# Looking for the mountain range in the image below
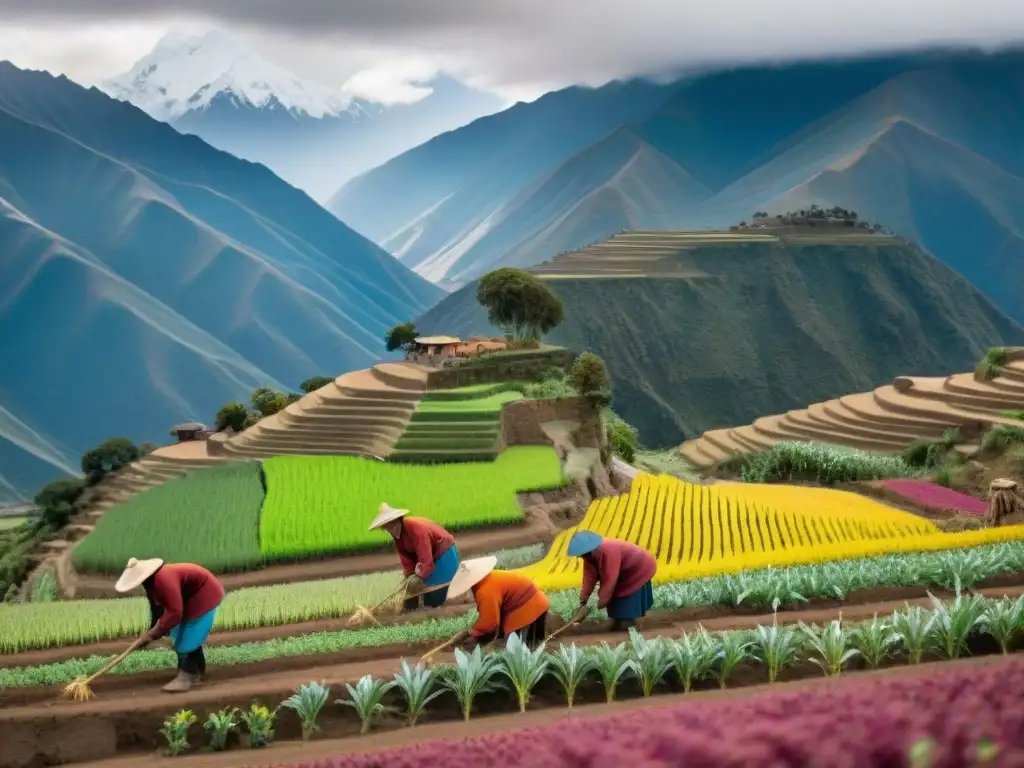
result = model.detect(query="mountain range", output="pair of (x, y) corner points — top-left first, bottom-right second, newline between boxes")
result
(0, 61), (442, 503)
(329, 49), (1024, 324)
(102, 31), (505, 202)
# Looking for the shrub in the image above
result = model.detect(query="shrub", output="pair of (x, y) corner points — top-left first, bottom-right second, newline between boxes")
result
(299, 376), (333, 394)
(732, 442), (915, 484)
(981, 425), (1024, 454)
(976, 347), (1009, 380)
(215, 402), (251, 432)
(34, 477), (86, 529)
(605, 409), (638, 463)
(569, 352), (612, 407)
(80, 437), (141, 485)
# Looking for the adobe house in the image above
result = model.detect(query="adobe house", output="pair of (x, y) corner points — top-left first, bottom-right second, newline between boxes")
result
(455, 337), (509, 356)
(169, 422), (211, 443)
(411, 335), (463, 358)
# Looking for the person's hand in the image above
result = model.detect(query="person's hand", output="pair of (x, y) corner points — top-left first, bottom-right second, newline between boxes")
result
(462, 635), (479, 652)
(406, 574), (426, 594)
(135, 634), (153, 650)
(573, 603), (591, 623)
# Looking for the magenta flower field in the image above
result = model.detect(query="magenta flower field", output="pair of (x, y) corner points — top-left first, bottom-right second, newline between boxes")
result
(880, 479), (987, 516)
(304, 659), (1024, 768)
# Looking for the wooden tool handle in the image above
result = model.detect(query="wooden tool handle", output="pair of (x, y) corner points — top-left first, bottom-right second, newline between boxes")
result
(419, 630), (468, 662)
(85, 636), (148, 684)
(543, 618), (582, 644)
(368, 576), (413, 611)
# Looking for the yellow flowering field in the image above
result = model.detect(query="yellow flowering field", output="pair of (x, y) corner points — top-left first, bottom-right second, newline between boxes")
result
(517, 473), (1024, 590)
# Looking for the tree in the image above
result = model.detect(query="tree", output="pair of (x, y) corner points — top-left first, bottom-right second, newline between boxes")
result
(385, 321), (418, 353)
(81, 437), (141, 485)
(34, 477), (87, 529)
(605, 410), (638, 463)
(251, 387), (288, 417)
(476, 268), (564, 341)
(215, 402), (250, 433)
(300, 376), (333, 394)
(569, 352), (612, 408)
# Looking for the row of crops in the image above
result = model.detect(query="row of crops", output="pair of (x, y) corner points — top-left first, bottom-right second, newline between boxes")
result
(7, 539), (1024, 654)
(518, 474), (1024, 590)
(3, 592), (1023, 694)
(71, 447), (566, 575)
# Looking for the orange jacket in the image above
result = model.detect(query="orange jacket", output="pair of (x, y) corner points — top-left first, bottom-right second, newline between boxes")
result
(469, 570), (549, 637)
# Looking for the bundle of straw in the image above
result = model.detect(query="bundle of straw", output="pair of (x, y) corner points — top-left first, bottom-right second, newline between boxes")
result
(61, 636), (148, 701)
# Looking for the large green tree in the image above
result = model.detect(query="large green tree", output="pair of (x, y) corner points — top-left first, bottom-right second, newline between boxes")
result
(385, 321), (418, 352)
(80, 437), (141, 485)
(569, 352), (612, 407)
(476, 268), (564, 341)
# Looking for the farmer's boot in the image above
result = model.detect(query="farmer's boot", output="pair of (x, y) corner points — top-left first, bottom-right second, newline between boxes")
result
(162, 669), (197, 693)
(163, 650), (201, 692)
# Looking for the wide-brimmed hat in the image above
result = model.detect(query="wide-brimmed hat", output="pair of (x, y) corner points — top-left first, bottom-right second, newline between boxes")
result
(567, 530), (602, 557)
(115, 557), (164, 593)
(368, 503), (409, 531)
(445, 556), (497, 600)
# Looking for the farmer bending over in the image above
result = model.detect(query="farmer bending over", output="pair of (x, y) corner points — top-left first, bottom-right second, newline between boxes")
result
(115, 558), (224, 693)
(445, 556), (550, 650)
(567, 532), (656, 631)
(370, 503), (460, 611)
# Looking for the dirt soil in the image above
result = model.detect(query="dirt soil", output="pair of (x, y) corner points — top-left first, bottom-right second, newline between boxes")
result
(4, 585), (1024, 768)
(4, 626), (1019, 768)
(67, 654), (1024, 768)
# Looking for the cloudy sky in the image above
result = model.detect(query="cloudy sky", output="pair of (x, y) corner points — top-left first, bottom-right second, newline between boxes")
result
(2, 0), (1024, 104)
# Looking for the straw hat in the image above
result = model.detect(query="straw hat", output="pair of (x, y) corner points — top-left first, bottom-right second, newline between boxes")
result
(445, 556), (497, 600)
(567, 530), (602, 557)
(368, 503), (409, 531)
(115, 557), (164, 593)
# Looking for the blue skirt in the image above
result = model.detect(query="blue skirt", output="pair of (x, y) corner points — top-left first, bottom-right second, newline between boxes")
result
(606, 580), (654, 621)
(168, 607), (218, 653)
(423, 546), (460, 607)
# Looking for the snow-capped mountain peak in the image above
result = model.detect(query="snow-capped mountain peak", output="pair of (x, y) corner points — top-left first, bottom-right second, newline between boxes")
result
(102, 30), (354, 121)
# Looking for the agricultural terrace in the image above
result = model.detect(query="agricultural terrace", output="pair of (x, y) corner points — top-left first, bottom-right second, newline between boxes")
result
(390, 383), (523, 463)
(0, 516), (27, 531)
(518, 474), (1024, 590)
(72, 446), (565, 574)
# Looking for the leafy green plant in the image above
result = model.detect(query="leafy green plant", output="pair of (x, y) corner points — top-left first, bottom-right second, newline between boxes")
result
(850, 615), (899, 668)
(732, 441), (916, 484)
(627, 628), (674, 696)
(338, 675), (394, 734)
(440, 646), (505, 721)
(548, 643), (593, 709)
(800, 619), (859, 676)
(752, 620), (800, 683)
(28, 572), (57, 603)
(203, 708), (238, 751)
(160, 709), (197, 756)
(498, 632), (549, 712)
(591, 641), (633, 703)
(282, 681), (331, 740)
(981, 425), (1024, 454)
(976, 347), (1008, 380)
(927, 591), (986, 659)
(711, 631), (752, 689)
(392, 660), (444, 726)
(239, 703), (277, 748)
(892, 606), (934, 665)
(979, 595), (1024, 654)
(670, 630), (717, 692)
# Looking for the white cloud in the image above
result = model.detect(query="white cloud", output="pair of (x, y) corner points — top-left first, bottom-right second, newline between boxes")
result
(1, 0), (1024, 102)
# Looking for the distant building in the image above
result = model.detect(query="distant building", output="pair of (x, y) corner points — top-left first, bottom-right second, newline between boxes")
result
(408, 335), (508, 365)
(410, 335), (463, 358)
(169, 422), (211, 443)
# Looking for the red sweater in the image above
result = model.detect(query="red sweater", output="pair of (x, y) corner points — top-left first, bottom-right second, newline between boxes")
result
(394, 517), (455, 579)
(580, 538), (657, 609)
(146, 563), (225, 638)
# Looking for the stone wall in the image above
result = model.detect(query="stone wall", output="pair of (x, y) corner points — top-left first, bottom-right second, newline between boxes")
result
(425, 347), (574, 390)
(501, 397), (603, 449)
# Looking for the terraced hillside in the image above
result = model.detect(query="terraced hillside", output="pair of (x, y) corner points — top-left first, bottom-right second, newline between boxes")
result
(390, 384), (523, 463)
(680, 353), (1024, 468)
(418, 229), (1024, 447)
(220, 363), (429, 460)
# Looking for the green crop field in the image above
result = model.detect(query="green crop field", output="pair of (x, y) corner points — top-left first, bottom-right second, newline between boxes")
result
(260, 446), (565, 559)
(416, 389), (522, 413)
(0, 517), (27, 531)
(72, 462), (265, 575)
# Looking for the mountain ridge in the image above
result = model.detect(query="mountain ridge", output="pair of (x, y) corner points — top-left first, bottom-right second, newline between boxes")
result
(330, 49), (1024, 321)
(0, 61), (441, 502)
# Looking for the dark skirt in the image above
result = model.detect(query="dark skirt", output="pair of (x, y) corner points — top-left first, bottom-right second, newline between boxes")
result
(606, 580), (654, 621)
(495, 611), (548, 649)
